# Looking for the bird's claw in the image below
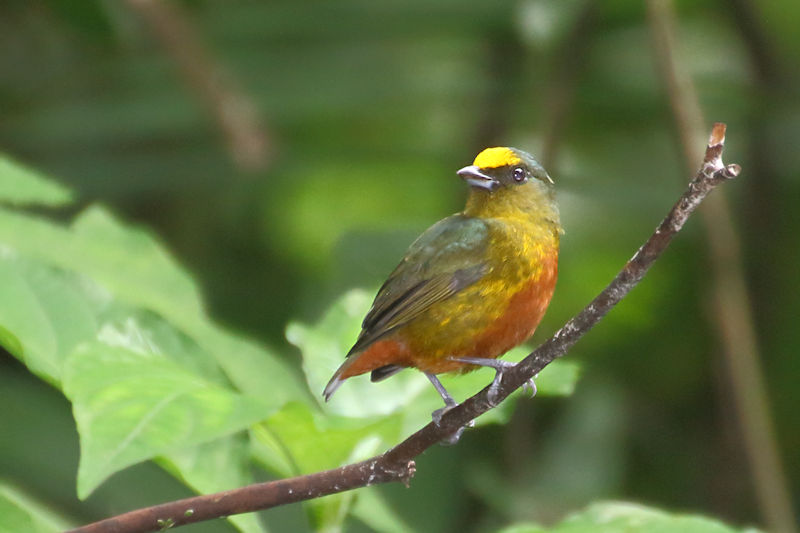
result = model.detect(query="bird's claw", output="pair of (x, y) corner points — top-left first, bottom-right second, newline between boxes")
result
(432, 399), (474, 430)
(487, 376), (503, 407)
(450, 356), (538, 404)
(522, 375), (538, 398)
(431, 401), (456, 426)
(441, 425), (467, 445)
(431, 400), (474, 445)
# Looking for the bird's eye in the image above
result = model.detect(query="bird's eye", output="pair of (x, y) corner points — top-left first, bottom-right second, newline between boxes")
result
(512, 167), (526, 183)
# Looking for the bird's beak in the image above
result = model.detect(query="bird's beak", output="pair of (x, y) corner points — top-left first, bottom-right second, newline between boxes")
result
(457, 165), (498, 191)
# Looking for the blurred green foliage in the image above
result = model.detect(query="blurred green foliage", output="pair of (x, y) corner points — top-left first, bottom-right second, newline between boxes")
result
(496, 501), (762, 533)
(0, 0), (798, 532)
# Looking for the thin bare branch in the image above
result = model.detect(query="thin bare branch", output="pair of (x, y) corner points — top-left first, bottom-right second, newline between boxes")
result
(124, 0), (272, 172)
(68, 124), (740, 533)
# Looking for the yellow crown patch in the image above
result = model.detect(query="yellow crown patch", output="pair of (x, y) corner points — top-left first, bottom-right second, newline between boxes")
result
(472, 147), (521, 169)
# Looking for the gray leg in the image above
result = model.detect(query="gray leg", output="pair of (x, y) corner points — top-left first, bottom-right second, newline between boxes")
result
(450, 356), (537, 406)
(425, 373), (471, 445)
(426, 372), (456, 414)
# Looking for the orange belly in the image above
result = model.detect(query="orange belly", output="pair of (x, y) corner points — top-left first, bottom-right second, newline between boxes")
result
(340, 253), (558, 378)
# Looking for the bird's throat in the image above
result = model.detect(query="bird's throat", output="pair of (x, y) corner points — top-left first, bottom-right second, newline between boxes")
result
(464, 183), (561, 231)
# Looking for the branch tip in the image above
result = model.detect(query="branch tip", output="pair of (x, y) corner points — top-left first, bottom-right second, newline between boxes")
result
(710, 122), (726, 146)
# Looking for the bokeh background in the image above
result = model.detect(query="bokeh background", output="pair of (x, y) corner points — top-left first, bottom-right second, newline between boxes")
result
(1, 0), (798, 531)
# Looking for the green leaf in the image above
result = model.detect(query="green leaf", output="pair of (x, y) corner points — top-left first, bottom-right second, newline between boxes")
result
(192, 324), (305, 410)
(497, 525), (547, 533)
(0, 204), (304, 406)
(251, 402), (399, 533)
(0, 250), (226, 389)
(67, 205), (205, 316)
(0, 255), (97, 385)
(160, 435), (268, 533)
(351, 489), (414, 533)
(69, 207), (305, 405)
(63, 340), (272, 498)
(498, 501), (762, 533)
(251, 402), (396, 476)
(291, 289), (428, 419)
(0, 324), (23, 360)
(0, 154), (72, 207)
(0, 205), (203, 328)
(0, 483), (71, 533)
(0, 197), (303, 501)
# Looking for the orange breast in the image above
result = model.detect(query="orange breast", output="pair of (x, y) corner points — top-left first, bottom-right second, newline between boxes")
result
(462, 253), (558, 363)
(410, 251), (558, 373)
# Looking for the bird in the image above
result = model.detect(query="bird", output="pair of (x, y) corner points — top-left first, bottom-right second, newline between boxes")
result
(323, 147), (561, 428)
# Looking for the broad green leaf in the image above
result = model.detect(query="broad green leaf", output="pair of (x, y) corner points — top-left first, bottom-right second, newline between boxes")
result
(66, 205), (204, 317)
(0, 198), (302, 503)
(0, 205), (202, 328)
(0, 154), (72, 207)
(94, 306), (230, 387)
(293, 288), (580, 426)
(191, 324), (305, 410)
(0, 255), (97, 385)
(497, 524), (547, 533)
(0, 205), (304, 406)
(251, 403), (399, 533)
(69, 207), (304, 405)
(309, 434), (384, 533)
(0, 251), (225, 388)
(0, 483), (71, 533)
(498, 501), (762, 533)
(351, 489), (414, 533)
(0, 324), (23, 359)
(291, 289), (428, 418)
(251, 402), (396, 476)
(160, 435), (268, 533)
(63, 340), (272, 498)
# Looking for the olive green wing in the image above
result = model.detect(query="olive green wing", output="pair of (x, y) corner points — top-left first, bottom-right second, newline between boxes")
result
(349, 214), (490, 355)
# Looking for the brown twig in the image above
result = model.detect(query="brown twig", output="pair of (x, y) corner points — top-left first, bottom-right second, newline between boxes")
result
(646, 2), (796, 531)
(124, 0), (271, 172)
(68, 124), (739, 533)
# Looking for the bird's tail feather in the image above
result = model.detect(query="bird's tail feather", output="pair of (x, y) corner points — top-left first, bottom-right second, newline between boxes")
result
(323, 340), (407, 400)
(322, 357), (355, 401)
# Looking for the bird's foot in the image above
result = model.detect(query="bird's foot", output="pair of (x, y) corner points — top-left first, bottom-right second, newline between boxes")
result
(522, 374), (538, 398)
(431, 400), (474, 445)
(450, 357), (536, 406)
(426, 373), (474, 444)
(431, 399), (457, 426)
(435, 412), (470, 445)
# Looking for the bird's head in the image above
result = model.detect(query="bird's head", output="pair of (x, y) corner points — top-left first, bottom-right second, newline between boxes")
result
(459, 147), (558, 223)
(457, 147), (553, 192)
